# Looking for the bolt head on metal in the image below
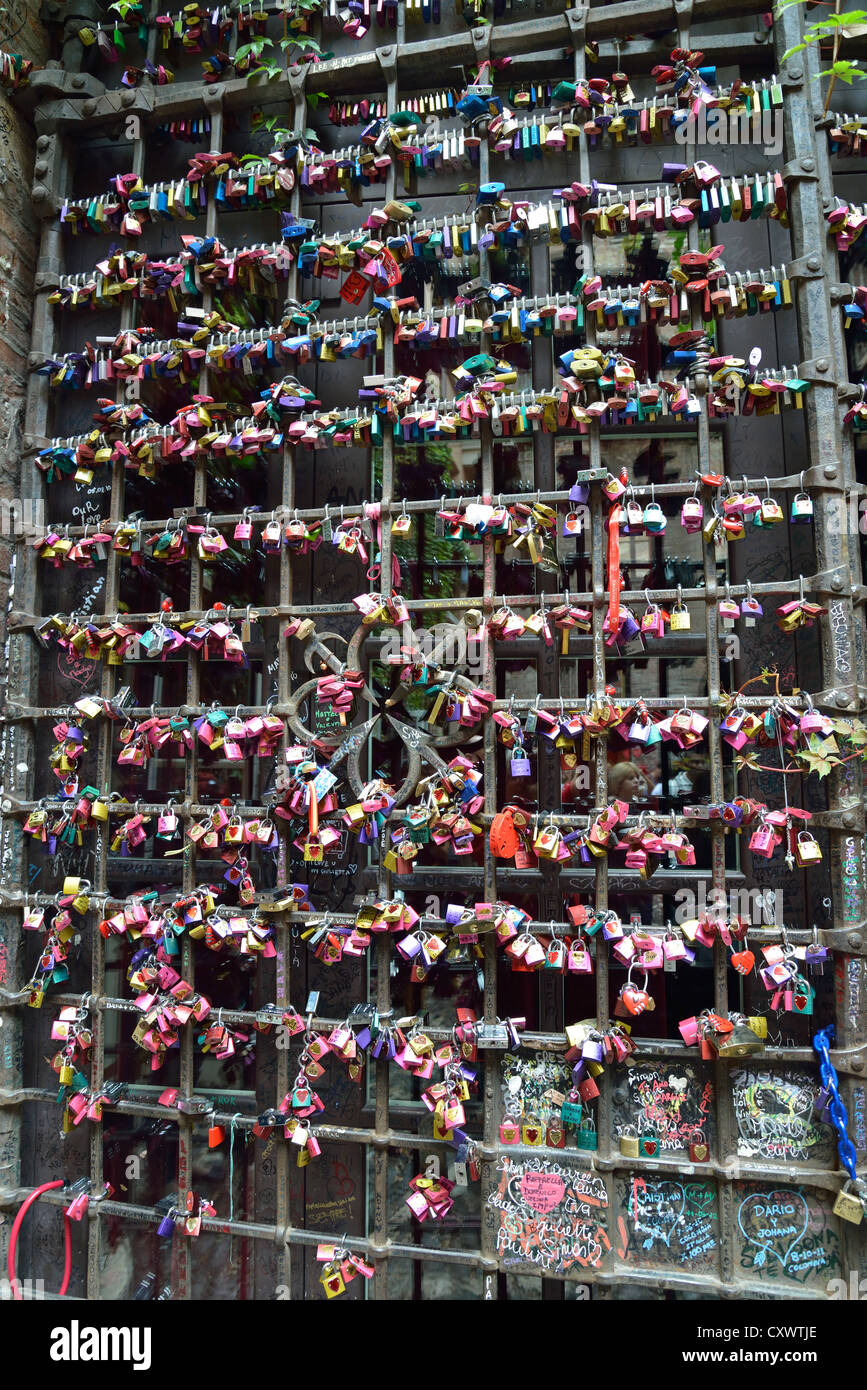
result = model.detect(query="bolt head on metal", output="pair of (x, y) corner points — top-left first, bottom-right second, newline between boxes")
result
(801, 156), (814, 171)
(831, 576), (843, 590)
(824, 465), (838, 479)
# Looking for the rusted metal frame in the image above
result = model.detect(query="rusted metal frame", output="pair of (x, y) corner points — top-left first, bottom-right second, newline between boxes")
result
(777, 0), (867, 1225)
(33, 0), (773, 130)
(569, 10), (614, 1212)
(270, 63), (307, 1306)
(1, 126), (76, 1294)
(3, 1008), (861, 1073)
(676, 0), (736, 1291)
(24, 468), (839, 541)
(780, 8), (867, 1285)
(3, 904), (845, 950)
(1, 685), (819, 724)
(365, 44), (400, 1303)
(167, 92), (225, 1303)
(0, 1175), (843, 1296)
(11, 575), (818, 631)
(473, 75), (503, 1294)
(82, 86), (150, 1306)
(530, 221), (566, 1067)
(0, 1091), (856, 1183)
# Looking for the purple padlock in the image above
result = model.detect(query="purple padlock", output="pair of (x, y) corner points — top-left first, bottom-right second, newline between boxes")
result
(813, 1084), (833, 1122)
(157, 1211), (177, 1238)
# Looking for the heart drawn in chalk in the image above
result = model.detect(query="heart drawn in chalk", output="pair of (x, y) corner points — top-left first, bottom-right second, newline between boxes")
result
(520, 1171), (565, 1214)
(737, 1188), (809, 1270)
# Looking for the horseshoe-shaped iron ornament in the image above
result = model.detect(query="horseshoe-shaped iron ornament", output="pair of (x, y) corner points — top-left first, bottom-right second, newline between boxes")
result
(282, 620), (482, 803)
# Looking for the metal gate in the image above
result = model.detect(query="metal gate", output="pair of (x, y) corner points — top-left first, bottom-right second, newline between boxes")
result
(1, 0), (866, 1300)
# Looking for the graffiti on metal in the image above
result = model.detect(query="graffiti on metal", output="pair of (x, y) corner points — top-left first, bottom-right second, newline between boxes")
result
(491, 1154), (609, 1276)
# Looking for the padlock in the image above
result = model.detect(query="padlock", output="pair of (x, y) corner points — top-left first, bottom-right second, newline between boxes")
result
(575, 1115), (597, 1151)
(795, 830), (822, 866)
(546, 1123), (566, 1149)
(499, 1116), (520, 1144)
(833, 1180), (864, 1225)
(619, 1125), (639, 1157)
(689, 1130), (709, 1162)
(560, 1095), (583, 1126)
(321, 1262), (346, 1298)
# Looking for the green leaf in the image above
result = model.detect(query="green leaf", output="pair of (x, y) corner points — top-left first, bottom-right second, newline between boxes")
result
(781, 43), (808, 58)
(823, 10), (867, 24)
(818, 60), (863, 84)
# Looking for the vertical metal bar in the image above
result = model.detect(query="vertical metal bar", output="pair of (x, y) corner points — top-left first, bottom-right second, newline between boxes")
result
(676, 0), (737, 1292)
(775, 4), (867, 1290)
(775, 10), (866, 1032)
(476, 97), (501, 1301)
(368, 43), (399, 1303)
(273, 66), (307, 1306)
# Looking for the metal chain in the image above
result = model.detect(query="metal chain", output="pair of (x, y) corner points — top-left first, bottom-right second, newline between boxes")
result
(813, 1025), (859, 1181)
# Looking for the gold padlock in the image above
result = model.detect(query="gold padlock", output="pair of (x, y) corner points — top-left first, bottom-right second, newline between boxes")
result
(833, 1180), (864, 1226)
(619, 1125), (639, 1158)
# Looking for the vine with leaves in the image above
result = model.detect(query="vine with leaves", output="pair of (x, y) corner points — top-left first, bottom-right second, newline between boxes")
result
(720, 665), (867, 780)
(776, 0), (867, 116)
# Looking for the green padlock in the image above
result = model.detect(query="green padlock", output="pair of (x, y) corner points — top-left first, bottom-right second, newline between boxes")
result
(576, 1114), (597, 1151)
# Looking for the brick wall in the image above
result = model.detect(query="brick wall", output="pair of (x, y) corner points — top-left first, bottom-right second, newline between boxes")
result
(0, 3), (48, 618)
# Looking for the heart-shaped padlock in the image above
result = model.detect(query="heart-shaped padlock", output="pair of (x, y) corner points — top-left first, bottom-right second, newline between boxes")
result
(730, 949), (755, 976)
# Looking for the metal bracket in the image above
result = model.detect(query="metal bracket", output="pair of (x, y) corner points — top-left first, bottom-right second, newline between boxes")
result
(782, 157), (821, 184)
(797, 358), (838, 386)
(375, 44), (398, 82)
(817, 925), (867, 955)
(286, 62), (309, 105)
(812, 683), (866, 712)
(103, 87), (155, 118)
(786, 254), (826, 280)
(810, 565), (853, 598)
(564, 6), (588, 46)
(469, 24), (491, 63)
(809, 803), (866, 834)
(828, 282), (854, 305)
(799, 464), (849, 491)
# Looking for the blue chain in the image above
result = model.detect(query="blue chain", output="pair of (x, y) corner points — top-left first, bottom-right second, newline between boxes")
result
(813, 1025), (859, 1182)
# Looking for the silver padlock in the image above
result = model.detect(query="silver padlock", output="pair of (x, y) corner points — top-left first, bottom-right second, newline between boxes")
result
(474, 1022), (509, 1049)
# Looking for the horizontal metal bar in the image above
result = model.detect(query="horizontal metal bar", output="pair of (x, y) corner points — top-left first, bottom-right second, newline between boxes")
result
(31, 465), (832, 540)
(7, 576), (814, 632)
